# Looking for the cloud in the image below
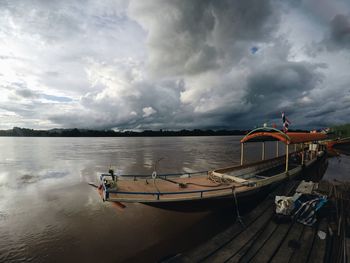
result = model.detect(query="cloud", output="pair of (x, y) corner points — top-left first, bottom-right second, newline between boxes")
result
(322, 14), (350, 50)
(48, 59), (186, 129)
(15, 88), (39, 99)
(0, 0), (349, 130)
(128, 0), (278, 77)
(245, 62), (323, 105)
(142, 107), (157, 117)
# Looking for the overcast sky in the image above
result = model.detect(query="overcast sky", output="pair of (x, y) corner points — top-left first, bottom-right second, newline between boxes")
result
(0, 0), (349, 130)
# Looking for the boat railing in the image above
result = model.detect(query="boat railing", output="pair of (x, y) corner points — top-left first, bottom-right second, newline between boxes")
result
(101, 170), (209, 181)
(101, 184), (238, 201)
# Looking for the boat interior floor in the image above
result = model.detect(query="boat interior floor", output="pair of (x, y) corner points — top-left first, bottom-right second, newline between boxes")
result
(257, 163), (299, 178)
(224, 161), (300, 181)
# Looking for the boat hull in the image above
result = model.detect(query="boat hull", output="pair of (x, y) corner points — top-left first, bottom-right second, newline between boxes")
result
(141, 153), (327, 212)
(99, 146), (327, 212)
(141, 182), (275, 212)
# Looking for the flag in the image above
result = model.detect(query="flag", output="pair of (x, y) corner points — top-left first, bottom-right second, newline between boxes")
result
(282, 112), (291, 133)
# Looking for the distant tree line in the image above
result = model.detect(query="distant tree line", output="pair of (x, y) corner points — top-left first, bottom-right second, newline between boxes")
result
(0, 127), (248, 137)
(330, 123), (350, 139)
(0, 126), (316, 137)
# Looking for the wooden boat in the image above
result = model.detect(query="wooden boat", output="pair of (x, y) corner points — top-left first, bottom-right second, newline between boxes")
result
(99, 127), (327, 211)
(325, 137), (350, 156)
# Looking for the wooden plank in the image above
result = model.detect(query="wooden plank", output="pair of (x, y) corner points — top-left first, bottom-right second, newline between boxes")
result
(227, 219), (279, 263)
(182, 200), (272, 262)
(199, 182), (299, 263)
(201, 206), (274, 263)
(308, 218), (328, 263)
(289, 224), (316, 263)
(176, 181), (299, 263)
(346, 238), (350, 263)
(269, 221), (304, 263)
(248, 220), (293, 263)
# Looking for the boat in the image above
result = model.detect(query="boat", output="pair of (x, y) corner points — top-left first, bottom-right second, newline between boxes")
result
(99, 127), (327, 211)
(325, 137), (350, 156)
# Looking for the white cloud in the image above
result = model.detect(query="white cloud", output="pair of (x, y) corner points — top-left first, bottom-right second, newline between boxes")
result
(142, 107), (157, 117)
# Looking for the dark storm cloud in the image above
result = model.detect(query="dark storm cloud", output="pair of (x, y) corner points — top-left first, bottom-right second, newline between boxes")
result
(244, 61), (323, 119)
(246, 63), (319, 103)
(305, 107), (337, 118)
(129, 0), (278, 77)
(1, 0), (350, 130)
(322, 14), (350, 50)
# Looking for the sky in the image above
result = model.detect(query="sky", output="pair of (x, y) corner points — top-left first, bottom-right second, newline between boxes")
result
(0, 0), (350, 131)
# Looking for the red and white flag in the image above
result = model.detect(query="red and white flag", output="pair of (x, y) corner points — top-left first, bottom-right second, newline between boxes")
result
(281, 112), (291, 133)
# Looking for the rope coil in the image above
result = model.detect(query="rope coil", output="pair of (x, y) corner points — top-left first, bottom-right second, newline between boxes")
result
(208, 172), (238, 185)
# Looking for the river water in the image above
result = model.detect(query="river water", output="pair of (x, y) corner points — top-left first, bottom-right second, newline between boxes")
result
(0, 136), (348, 262)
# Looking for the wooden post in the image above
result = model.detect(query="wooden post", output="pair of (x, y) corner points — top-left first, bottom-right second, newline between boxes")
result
(240, 143), (244, 166)
(285, 144), (289, 173)
(262, 142), (265, 160)
(310, 144), (313, 160)
(276, 141), (279, 157)
(301, 143), (304, 165)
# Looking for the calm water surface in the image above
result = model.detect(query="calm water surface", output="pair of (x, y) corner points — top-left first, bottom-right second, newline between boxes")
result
(0, 136), (248, 263)
(0, 136), (348, 262)
(323, 147), (350, 181)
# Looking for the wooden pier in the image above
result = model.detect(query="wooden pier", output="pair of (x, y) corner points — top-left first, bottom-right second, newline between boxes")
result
(167, 180), (349, 263)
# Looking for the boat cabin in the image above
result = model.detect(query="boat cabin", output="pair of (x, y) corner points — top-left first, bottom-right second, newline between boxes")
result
(240, 127), (327, 171)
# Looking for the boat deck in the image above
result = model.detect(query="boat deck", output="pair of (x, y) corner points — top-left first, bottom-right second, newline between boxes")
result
(103, 157), (305, 203)
(107, 176), (249, 202)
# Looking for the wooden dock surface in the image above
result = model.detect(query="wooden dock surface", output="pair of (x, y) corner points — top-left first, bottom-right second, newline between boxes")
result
(168, 180), (349, 263)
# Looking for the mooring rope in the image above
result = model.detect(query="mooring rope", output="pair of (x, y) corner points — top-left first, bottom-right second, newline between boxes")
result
(232, 187), (245, 228)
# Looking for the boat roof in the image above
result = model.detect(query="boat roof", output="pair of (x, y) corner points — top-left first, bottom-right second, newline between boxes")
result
(241, 127), (327, 144)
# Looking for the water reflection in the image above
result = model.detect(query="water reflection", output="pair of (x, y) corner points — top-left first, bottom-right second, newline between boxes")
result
(1, 137), (344, 262)
(323, 152), (350, 181)
(0, 136), (243, 263)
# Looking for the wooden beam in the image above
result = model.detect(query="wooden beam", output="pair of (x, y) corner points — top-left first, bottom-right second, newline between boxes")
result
(301, 143), (304, 165)
(262, 142), (265, 160)
(240, 143), (244, 166)
(285, 144), (289, 172)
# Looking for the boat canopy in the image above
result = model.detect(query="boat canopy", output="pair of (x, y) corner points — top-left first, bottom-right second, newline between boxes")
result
(241, 129), (327, 144)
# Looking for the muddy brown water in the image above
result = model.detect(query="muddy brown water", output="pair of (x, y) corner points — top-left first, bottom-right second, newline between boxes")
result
(323, 145), (350, 181)
(0, 137), (347, 262)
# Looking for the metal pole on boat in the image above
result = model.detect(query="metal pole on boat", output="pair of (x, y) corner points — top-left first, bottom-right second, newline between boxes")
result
(294, 144), (297, 153)
(240, 143), (244, 166)
(285, 144), (289, 173)
(276, 141), (279, 157)
(262, 142), (265, 160)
